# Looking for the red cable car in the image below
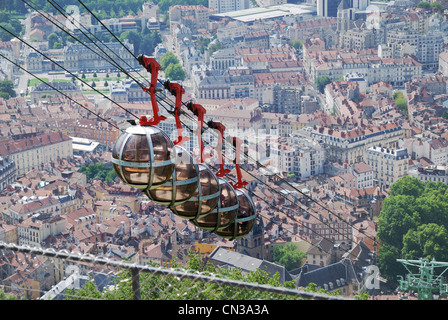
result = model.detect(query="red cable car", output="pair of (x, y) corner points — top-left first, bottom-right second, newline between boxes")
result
(112, 124), (176, 190)
(214, 189), (257, 240)
(145, 146), (199, 206)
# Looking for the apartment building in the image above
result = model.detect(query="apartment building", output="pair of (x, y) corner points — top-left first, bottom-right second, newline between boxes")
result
(400, 136), (448, 166)
(288, 17), (337, 42)
(0, 223), (17, 244)
(209, 48), (239, 70)
(324, 80), (360, 115)
(193, 73), (255, 99)
(0, 156), (16, 191)
(270, 135), (325, 179)
(271, 86), (302, 115)
(365, 146), (409, 189)
(169, 5), (211, 34)
(408, 165), (448, 184)
(29, 81), (82, 104)
(378, 28), (418, 59)
(416, 32), (444, 70)
(438, 51), (448, 77)
(387, 28), (419, 50)
(308, 122), (403, 164)
(305, 46), (422, 86)
(110, 79), (151, 103)
(351, 162), (374, 189)
(368, 57), (422, 87)
(400, 10), (429, 35)
(302, 210), (353, 245)
(339, 29), (376, 51)
(93, 201), (130, 224)
(253, 71), (305, 106)
(0, 131), (73, 177)
(8, 197), (61, 226)
(405, 75), (447, 96)
(18, 212), (66, 247)
(317, 0), (342, 17)
(216, 20), (247, 41)
(209, 0), (250, 13)
(63, 41), (136, 72)
(244, 31), (270, 50)
(72, 119), (119, 150)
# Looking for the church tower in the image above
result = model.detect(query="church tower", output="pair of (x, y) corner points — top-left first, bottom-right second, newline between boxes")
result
(235, 215), (265, 260)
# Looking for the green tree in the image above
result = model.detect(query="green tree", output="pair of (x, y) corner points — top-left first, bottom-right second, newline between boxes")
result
(208, 41), (224, 56)
(289, 40), (303, 51)
(119, 30), (142, 55)
(389, 175), (424, 198)
(377, 244), (404, 285)
(140, 31), (162, 55)
(197, 37), (211, 54)
(393, 91), (408, 116)
(0, 80), (16, 99)
(0, 11), (23, 41)
(272, 243), (306, 270)
(442, 110), (448, 119)
(48, 33), (59, 49)
(160, 51), (179, 70)
(0, 289), (20, 300)
(377, 177), (448, 284)
(0, 0), (27, 14)
(377, 194), (420, 249)
(402, 223), (448, 261)
(315, 76), (332, 93)
(430, 2), (442, 10)
(164, 63), (186, 81)
(417, 1), (431, 9)
(79, 162), (116, 182)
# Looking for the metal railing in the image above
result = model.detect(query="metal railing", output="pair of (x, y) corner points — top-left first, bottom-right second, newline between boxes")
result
(0, 242), (349, 301)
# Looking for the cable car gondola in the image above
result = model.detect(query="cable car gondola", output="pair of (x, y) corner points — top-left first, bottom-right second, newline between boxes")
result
(214, 189), (257, 240)
(110, 52), (258, 240)
(145, 145), (199, 207)
(193, 178), (239, 232)
(112, 124), (176, 190)
(170, 163), (220, 220)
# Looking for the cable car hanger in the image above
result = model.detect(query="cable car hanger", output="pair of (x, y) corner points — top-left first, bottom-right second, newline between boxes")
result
(205, 120), (248, 189)
(185, 101), (210, 163)
(137, 54), (166, 126)
(206, 120), (231, 178)
(230, 137), (249, 189)
(163, 80), (190, 146)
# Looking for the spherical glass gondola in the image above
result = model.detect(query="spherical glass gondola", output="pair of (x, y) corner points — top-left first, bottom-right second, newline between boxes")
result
(193, 178), (239, 232)
(145, 146), (199, 206)
(170, 164), (220, 220)
(112, 124), (176, 190)
(214, 189), (257, 240)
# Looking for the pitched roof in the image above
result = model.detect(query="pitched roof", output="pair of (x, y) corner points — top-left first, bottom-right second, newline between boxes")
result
(210, 247), (293, 283)
(296, 258), (361, 289)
